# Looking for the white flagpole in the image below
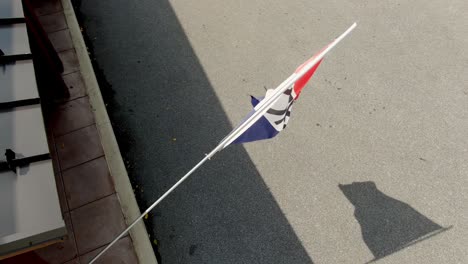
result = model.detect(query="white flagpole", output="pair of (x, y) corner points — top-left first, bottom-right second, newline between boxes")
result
(88, 147), (221, 264)
(219, 22), (356, 148)
(89, 22), (356, 264)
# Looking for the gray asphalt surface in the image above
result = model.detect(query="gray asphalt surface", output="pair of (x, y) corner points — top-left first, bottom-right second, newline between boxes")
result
(74, 0), (467, 263)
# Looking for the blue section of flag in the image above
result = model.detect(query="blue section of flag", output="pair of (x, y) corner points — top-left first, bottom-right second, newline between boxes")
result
(250, 95), (260, 107)
(231, 96), (279, 144)
(231, 116), (279, 144)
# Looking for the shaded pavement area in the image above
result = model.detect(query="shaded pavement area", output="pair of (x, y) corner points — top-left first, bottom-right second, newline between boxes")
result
(73, 0), (313, 263)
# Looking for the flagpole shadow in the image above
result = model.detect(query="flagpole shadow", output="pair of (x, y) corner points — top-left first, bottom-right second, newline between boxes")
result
(365, 226), (452, 264)
(338, 182), (451, 263)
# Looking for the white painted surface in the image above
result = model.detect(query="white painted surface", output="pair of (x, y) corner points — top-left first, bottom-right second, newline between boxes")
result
(0, 24), (31, 55)
(0, 0), (24, 18)
(0, 106), (65, 253)
(0, 60), (39, 103)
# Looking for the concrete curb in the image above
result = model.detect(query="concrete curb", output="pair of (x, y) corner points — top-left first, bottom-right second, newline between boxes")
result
(60, 1), (158, 263)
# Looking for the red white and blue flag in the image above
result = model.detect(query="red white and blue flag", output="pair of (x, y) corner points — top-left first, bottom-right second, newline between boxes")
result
(219, 22), (356, 148)
(231, 58), (323, 144)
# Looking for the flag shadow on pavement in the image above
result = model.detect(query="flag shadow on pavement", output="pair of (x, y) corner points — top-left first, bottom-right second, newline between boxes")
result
(74, 0), (316, 263)
(338, 181), (451, 263)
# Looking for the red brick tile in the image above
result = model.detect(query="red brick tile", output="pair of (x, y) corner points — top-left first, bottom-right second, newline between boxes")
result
(35, 213), (78, 264)
(46, 119), (68, 213)
(54, 172), (69, 213)
(38, 12), (68, 33)
(55, 125), (104, 170)
(62, 71), (87, 100)
(48, 29), (73, 52)
(50, 97), (95, 137)
(31, 0), (63, 16)
(63, 157), (115, 210)
(70, 195), (127, 254)
(46, 128), (62, 173)
(63, 258), (80, 264)
(59, 49), (80, 75)
(0, 252), (49, 264)
(78, 236), (137, 264)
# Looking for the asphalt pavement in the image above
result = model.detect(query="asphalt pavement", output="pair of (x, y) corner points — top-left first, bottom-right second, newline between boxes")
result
(74, 0), (467, 263)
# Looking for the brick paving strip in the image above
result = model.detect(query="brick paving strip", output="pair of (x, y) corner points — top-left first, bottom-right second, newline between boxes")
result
(18, 0), (158, 263)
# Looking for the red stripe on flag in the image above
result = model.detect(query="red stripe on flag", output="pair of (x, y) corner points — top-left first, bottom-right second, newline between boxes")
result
(293, 58), (322, 99)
